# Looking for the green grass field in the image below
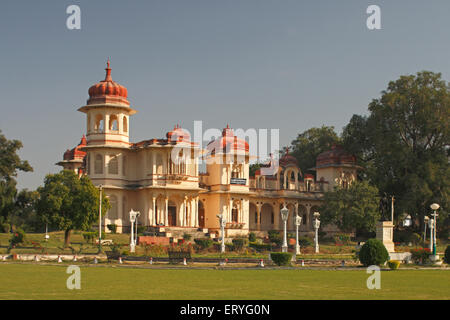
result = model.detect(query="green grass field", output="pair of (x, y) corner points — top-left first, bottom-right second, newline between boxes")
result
(0, 263), (448, 300)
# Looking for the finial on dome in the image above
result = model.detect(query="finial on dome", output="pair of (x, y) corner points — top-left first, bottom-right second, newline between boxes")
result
(105, 58), (112, 81)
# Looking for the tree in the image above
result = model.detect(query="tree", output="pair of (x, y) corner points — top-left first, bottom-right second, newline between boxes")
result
(342, 71), (449, 232)
(36, 170), (109, 247)
(9, 189), (41, 232)
(289, 126), (341, 176)
(320, 181), (380, 234)
(0, 130), (33, 220)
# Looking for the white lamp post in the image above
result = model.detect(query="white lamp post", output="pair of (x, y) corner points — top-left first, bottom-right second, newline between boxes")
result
(294, 215), (302, 255)
(280, 206), (289, 253)
(98, 184), (103, 251)
(423, 216), (429, 245)
(217, 214), (227, 253)
(313, 212), (320, 253)
(129, 209), (140, 253)
(430, 203), (440, 257)
(402, 214), (412, 227)
(428, 217), (434, 252)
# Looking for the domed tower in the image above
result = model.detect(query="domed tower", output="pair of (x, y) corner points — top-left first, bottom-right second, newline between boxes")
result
(314, 144), (360, 189)
(203, 125), (250, 235)
(77, 60), (137, 186)
(78, 59), (137, 147)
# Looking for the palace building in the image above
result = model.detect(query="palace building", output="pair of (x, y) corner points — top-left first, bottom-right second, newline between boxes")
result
(58, 62), (359, 239)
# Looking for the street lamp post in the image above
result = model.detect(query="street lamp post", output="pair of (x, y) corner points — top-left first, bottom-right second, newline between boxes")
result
(129, 209), (140, 253)
(428, 217), (434, 252)
(430, 203), (440, 257)
(313, 212), (320, 253)
(280, 206), (289, 253)
(217, 214), (227, 253)
(98, 184), (103, 252)
(423, 216), (429, 245)
(294, 214), (302, 255)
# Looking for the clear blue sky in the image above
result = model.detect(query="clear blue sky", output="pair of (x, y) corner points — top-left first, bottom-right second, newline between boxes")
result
(1, 0), (449, 190)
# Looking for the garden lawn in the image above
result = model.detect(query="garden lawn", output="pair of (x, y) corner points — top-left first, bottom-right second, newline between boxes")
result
(0, 263), (448, 300)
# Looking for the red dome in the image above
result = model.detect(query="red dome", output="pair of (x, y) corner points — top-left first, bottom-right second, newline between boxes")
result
(316, 145), (356, 167)
(87, 60), (129, 106)
(166, 124), (191, 143)
(206, 125), (249, 155)
(279, 148), (298, 167)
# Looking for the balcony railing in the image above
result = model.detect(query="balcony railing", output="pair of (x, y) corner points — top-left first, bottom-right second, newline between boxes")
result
(249, 178), (329, 192)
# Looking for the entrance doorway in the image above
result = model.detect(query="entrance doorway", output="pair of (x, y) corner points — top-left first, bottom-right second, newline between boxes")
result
(168, 202), (177, 226)
(198, 201), (205, 228)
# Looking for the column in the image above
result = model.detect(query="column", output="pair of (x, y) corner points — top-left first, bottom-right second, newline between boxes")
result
(183, 197), (187, 227)
(195, 197), (199, 227)
(152, 197), (156, 226)
(274, 203), (280, 230)
(256, 204), (261, 231)
(165, 197), (168, 226)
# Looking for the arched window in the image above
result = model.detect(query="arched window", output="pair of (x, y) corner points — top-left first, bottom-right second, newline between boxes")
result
(108, 195), (118, 220)
(232, 200), (240, 222)
(87, 114), (91, 133)
(108, 155), (118, 174)
(94, 154), (103, 174)
(109, 115), (118, 131)
(94, 114), (104, 133)
(156, 154), (163, 174)
(123, 116), (128, 133)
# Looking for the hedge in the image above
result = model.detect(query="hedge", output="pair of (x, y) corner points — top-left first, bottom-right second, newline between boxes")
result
(387, 260), (401, 270)
(358, 239), (389, 266)
(232, 238), (248, 250)
(270, 252), (292, 266)
(194, 238), (213, 249)
(249, 242), (273, 252)
(445, 245), (450, 264)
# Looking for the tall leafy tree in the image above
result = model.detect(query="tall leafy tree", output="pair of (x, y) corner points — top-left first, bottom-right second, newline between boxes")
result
(320, 181), (380, 234)
(289, 126), (341, 176)
(342, 71), (449, 233)
(36, 170), (109, 247)
(0, 130), (33, 220)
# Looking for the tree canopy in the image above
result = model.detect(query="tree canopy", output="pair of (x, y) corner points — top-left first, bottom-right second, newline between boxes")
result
(0, 130), (33, 221)
(342, 71), (449, 234)
(320, 181), (380, 234)
(36, 170), (109, 246)
(289, 126), (341, 177)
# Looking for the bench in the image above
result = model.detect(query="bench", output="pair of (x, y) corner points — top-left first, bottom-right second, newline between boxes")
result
(168, 250), (191, 264)
(95, 239), (113, 245)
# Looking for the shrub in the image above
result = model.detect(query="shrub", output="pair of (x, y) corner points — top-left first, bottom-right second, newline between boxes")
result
(270, 252), (292, 266)
(298, 237), (312, 247)
(107, 224), (117, 234)
(194, 238), (213, 250)
(411, 247), (432, 264)
(9, 228), (26, 247)
(232, 238), (247, 250)
(444, 245), (450, 264)
(334, 233), (351, 245)
(183, 233), (192, 241)
(1, 222), (10, 233)
(358, 239), (389, 266)
(249, 242), (272, 252)
(387, 260), (401, 270)
(268, 230), (282, 246)
(137, 226), (146, 234)
(82, 232), (96, 244)
(248, 232), (257, 243)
